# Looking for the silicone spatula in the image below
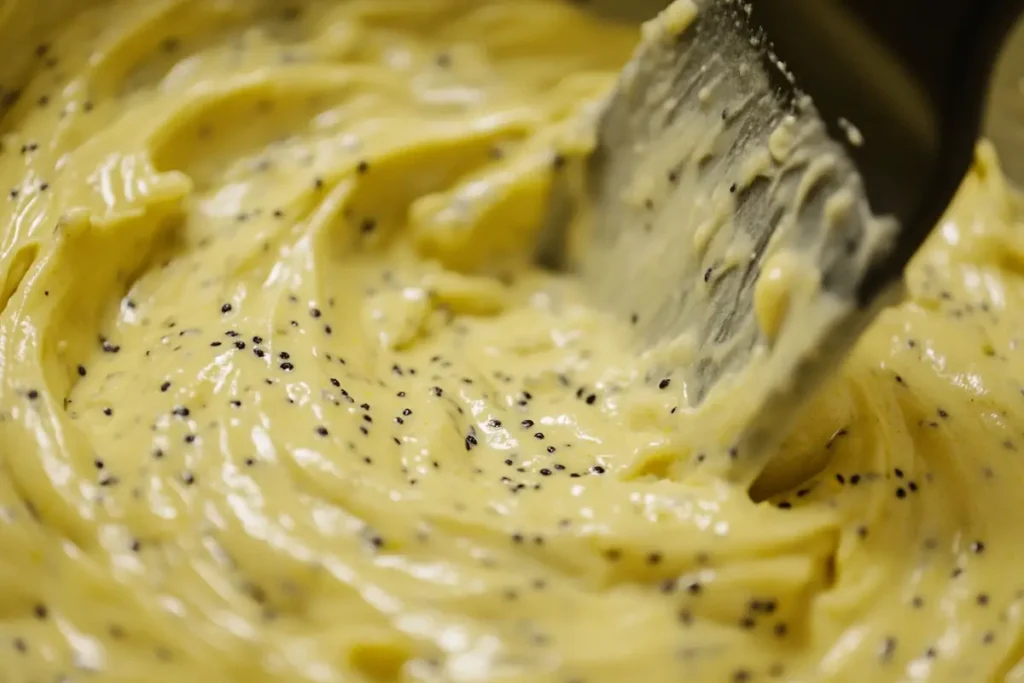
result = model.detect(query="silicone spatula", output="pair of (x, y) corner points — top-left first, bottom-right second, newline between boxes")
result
(544, 0), (1023, 483)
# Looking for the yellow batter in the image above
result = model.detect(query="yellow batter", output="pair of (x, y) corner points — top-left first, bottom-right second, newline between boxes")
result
(0, 1), (1022, 682)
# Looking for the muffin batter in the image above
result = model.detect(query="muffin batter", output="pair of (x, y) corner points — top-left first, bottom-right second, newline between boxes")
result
(0, 1), (1022, 682)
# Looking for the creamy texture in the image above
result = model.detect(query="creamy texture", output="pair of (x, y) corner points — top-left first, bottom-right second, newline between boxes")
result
(0, 2), (1023, 682)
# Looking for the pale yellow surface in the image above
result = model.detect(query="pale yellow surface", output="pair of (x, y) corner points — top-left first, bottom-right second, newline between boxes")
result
(0, 1), (1023, 682)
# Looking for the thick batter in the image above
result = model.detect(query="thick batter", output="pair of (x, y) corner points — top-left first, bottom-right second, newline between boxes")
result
(0, 1), (1022, 682)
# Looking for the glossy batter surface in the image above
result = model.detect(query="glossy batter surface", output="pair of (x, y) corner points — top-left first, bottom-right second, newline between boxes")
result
(0, 1), (1023, 682)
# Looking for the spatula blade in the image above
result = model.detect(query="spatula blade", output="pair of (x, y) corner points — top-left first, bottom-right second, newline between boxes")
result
(574, 0), (900, 481)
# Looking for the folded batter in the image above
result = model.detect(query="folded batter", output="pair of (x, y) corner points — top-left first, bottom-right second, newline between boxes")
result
(0, 1), (1022, 682)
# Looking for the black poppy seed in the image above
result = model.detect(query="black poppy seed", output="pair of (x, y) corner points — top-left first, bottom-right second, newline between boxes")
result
(316, 426), (329, 437)
(739, 616), (756, 630)
(658, 378), (671, 389)
(360, 403), (370, 410)
(280, 362), (294, 371)
(908, 481), (918, 492)
(896, 487), (907, 499)
(585, 394), (597, 405)
(184, 434), (196, 444)
(33, 604), (47, 620)
(971, 540), (986, 554)
(103, 407), (113, 416)
(646, 552), (662, 565)
(234, 341), (246, 350)
(221, 303), (232, 313)
(977, 593), (990, 606)
(547, 446), (556, 453)
(880, 636), (898, 661)
(77, 364), (87, 377)
(521, 419), (534, 428)
(172, 406), (190, 417)
(539, 468), (552, 476)
(894, 468), (904, 478)
(850, 474), (862, 485)
(230, 400), (241, 408)
(487, 419), (501, 427)
(182, 471), (195, 485)
(836, 473), (846, 485)
(534, 432), (545, 440)
(26, 389), (39, 400)
(210, 341), (223, 347)
(590, 465), (605, 475)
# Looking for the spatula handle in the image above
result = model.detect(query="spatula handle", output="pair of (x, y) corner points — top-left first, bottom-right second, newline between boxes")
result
(747, 0), (1023, 300)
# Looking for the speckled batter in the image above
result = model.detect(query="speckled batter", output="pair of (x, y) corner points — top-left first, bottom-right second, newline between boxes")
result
(0, 1), (1023, 682)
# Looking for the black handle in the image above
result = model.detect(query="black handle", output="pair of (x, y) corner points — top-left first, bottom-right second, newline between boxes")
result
(745, 0), (1023, 301)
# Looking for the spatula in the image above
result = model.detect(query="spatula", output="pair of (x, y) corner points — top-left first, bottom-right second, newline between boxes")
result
(542, 0), (1023, 484)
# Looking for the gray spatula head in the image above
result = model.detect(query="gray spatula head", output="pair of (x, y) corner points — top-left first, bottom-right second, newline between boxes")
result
(565, 0), (901, 483)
